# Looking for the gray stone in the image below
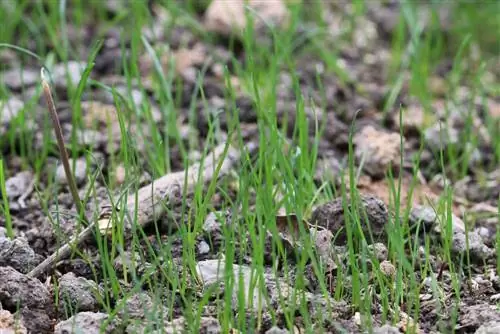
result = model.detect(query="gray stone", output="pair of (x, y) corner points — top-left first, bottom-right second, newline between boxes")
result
(409, 205), (437, 229)
(0, 97), (24, 125)
(476, 321), (500, 334)
(458, 303), (500, 332)
(117, 291), (168, 323)
(0, 266), (53, 312)
(199, 317), (221, 334)
(197, 240), (210, 255)
(52, 61), (86, 88)
(55, 158), (88, 185)
(368, 242), (389, 262)
(196, 259), (267, 311)
(424, 122), (459, 150)
(58, 272), (100, 316)
(311, 194), (389, 245)
(20, 307), (53, 334)
(0, 237), (43, 273)
(4, 171), (33, 200)
(164, 317), (186, 334)
(452, 229), (494, 262)
(265, 326), (289, 334)
(373, 324), (400, 334)
(54, 312), (120, 334)
(1, 68), (39, 90)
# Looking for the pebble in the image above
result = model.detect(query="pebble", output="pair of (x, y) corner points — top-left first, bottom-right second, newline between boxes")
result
(0, 236), (43, 273)
(311, 194), (389, 245)
(204, 0), (289, 37)
(52, 61), (86, 88)
(0, 309), (27, 334)
(424, 121), (459, 150)
(4, 170), (33, 200)
(55, 158), (88, 185)
(58, 272), (101, 316)
(1, 68), (38, 90)
(196, 259), (267, 311)
(0, 266), (53, 312)
(0, 96), (24, 126)
(54, 312), (120, 334)
(354, 125), (402, 178)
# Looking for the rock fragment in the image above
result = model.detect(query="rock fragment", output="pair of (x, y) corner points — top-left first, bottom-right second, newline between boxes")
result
(1, 68), (38, 90)
(354, 126), (402, 178)
(0, 309), (27, 334)
(58, 272), (101, 316)
(0, 266), (53, 311)
(0, 237), (43, 273)
(0, 97), (24, 135)
(54, 312), (120, 334)
(196, 259), (267, 311)
(204, 0), (289, 37)
(55, 158), (88, 185)
(311, 194), (389, 244)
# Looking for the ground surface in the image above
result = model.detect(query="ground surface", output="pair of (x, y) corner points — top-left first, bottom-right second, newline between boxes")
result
(0, 1), (499, 333)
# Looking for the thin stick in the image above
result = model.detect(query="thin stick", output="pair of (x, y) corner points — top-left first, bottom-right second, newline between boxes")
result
(41, 67), (88, 225)
(28, 142), (242, 278)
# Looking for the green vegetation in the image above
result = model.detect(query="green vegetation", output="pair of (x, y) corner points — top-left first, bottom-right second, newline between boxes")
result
(0, 1), (498, 333)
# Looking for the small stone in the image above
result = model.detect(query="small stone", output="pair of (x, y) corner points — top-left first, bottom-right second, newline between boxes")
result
(0, 309), (27, 334)
(394, 103), (427, 132)
(311, 228), (337, 271)
(204, 0), (289, 37)
(0, 237), (43, 273)
(311, 194), (389, 245)
(197, 240), (210, 255)
(0, 97), (24, 125)
(266, 326), (289, 334)
(199, 317), (221, 334)
(54, 312), (120, 334)
(409, 205), (437, 229)
(55, 158), (88, 185)
(19, 308), (53, 334)
(380, 260), (396, 279)
(114, 164), (126, 185)
(354, 126), (402, 178)
(368, 242), (388, 261)
(476, 321), (500, 334)
(4, 171), (33, 200)
(196, 259), (267, 311)
(58, 272), (101, 316)
(424, 121), (459, 150)
(373, 324), (400, 334)
(1, 68), (38, 90)
(0, 266), (53, 312)
(458, 303), (500, 332)
(52, 61), (86, 88)
(81, 101), (118, 127)
(452, 229), (494, 262)
(490, 293), (500, 302)
(116, 291), (170, 327)
(164, 317), (186, 334)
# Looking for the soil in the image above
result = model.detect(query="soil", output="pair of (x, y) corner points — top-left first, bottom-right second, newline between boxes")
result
(0, 1), (499, 333)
